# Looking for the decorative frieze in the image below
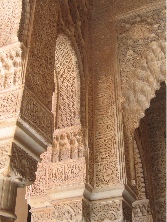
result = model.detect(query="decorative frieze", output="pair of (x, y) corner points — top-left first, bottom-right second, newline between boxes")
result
(53, 200), (82, 222)
(31, 208), (54, 222)
(31, 199), (83, 222)
(28, 151), (85, 197)
(21, 87), (54, 142)
(83, 199), (122, 222)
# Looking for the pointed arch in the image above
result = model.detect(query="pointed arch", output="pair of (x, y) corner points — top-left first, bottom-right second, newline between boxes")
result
(54, 34), (81, 129)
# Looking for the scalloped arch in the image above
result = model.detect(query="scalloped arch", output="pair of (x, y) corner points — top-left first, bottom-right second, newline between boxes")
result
(122, 40), (166, 133)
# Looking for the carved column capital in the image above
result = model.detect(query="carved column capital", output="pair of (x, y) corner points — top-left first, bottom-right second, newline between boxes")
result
(132, 199), (153, 221)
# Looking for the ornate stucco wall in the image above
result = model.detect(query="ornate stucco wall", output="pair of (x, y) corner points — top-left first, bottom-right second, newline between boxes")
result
(0, 0), (166, 221)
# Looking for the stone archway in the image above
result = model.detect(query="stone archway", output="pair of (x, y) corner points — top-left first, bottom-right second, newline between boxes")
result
(27, 33), (86, 222)
(116, 4), (166, 221)
(134, 82), (166, 221)
(117, 4), (166, 185)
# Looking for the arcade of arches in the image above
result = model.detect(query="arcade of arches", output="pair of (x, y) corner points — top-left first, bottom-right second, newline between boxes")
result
(0, 0), (166, 221)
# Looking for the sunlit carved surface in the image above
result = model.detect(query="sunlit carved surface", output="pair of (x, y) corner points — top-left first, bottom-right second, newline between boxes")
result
(0, 0), (165, 221)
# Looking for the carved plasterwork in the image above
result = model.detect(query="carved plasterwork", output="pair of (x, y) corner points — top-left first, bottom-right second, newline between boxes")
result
(31, 208), (54, 222)
(0, 142), (11, 174)
(53, 200), (82, 222)
(25, 0), (58, 110)
(31, 199), (83, 222)
(54, 34), (81, 129)
(137, 82), (166, 221)
(90, 1), (120, 188)
(27, 145), (85, 197)
(0, 43), (25, 90)
(20, 87), (54, 142)
(117, 6), (166, 133)
(133, 140), (146, 200)
(132, 200), (153, 222)
(0, 0), (22, 47)
(10, 143), (38, 182)
(18, 0), (34, 47)
(0, 90), (21, 122)
(0, 43), (26, 122)
(52, 126), (85, 161)
(112, 0), (164, 18)
(83, 199), (122, 222)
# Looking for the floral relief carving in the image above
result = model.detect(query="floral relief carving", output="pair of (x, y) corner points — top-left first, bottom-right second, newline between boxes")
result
(93, 68), (119, 188)
(53, 200), (82, 222)
(89, 200), (122, 222)
(26, 151), (48, 197)
(47, 158), (85, 189)
(89, 1), (121, 188)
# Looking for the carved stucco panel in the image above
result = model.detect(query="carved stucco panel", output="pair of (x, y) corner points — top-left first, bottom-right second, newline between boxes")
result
(0, 90), (21, 122)
(20, 87), (54, 142)
(87, 200), (122, 222)
(54, 34), (81, 129)
(132, 200), (153, 222)
(31, 199), (83, 222)
(117, 6), (166, 132)
(10, 143), (38, 182)
(0, 0), (22, 47)
(25, 0), (58, 110)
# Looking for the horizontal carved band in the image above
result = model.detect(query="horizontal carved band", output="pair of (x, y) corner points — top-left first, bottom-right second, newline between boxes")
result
(28, 157), (85, 197)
